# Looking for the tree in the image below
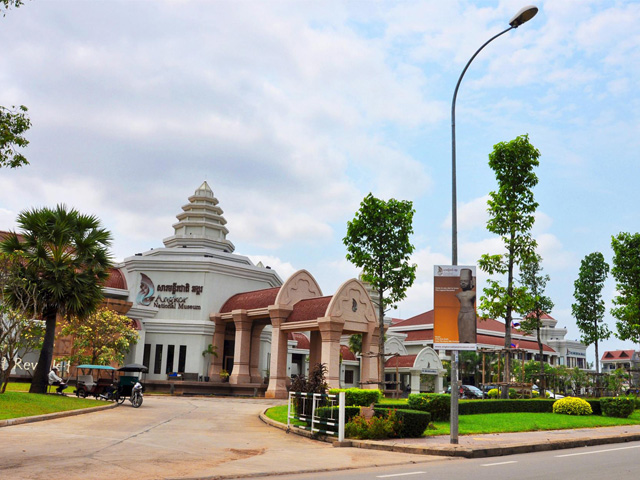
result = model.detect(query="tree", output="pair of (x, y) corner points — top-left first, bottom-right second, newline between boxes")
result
(1, 2), (30, 168)
(478, 134), (540, 398)
(519, 254), (554, 389)
(343, 193), (417, 388)
(60, 307), (138, 366)
(571, 252), (610, 375)
(611, 232), (640, 344)
(0, 251), (44, 393)
(0, 205), (112, 393)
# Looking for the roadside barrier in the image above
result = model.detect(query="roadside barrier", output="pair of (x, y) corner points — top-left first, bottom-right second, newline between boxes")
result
(287, 391), (345, 442)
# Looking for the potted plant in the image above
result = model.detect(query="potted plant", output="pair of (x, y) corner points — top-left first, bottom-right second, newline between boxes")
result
(219, 369), (230, 382)
(201, 344), (218, 382)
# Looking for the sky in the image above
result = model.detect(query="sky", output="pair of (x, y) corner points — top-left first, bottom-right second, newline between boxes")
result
(1, 0), (639, 367)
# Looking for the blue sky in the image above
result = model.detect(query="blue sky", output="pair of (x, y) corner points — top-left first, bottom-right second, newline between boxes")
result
(1, 0), (639, 366)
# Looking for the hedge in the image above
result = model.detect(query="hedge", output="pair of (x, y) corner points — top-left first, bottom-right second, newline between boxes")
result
(328, 388), (382, 407)
(374, 408), (431, 438)
(406, 393), (450, 421)
(600, 397), (635, 418)
(458, 399), (556, 415)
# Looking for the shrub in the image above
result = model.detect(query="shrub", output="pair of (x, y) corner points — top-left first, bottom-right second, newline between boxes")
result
(374, 408), (431, 438)
(407, 393), (450, 421)
(585, 399), (602, 416)
(329, 388), (382, 407)
(316, 406), (361, 429)
(487, 388), (499, 399)
(459, 399), (555, 415)
(344, 410), (398, 439)
(509, 388), (517, 399)
(600, 397), (635, 418)
(553, 397), (593, 416)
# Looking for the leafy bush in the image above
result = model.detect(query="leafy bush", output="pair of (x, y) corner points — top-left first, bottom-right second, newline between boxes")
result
(509, 388), (517, 399)
(329, 388), (382, 407)
(316, 406), (361, 429)
(345, 410), (399, 439)
(487, 388), (499, 398)
(553, 397), (593, 416)
(600, 397), (635, 418)
(459, 399), (555, 415)
(585, 399), (602, 416)
(374, 408), (431, 438)
(407, 393), (450, 421)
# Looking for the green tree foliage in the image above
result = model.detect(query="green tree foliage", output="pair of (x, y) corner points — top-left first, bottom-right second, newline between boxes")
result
(519, 254), (554, 387)
(611, 232), (640, 344)
(1, 2), (31, 167)
(60, 308), (138, 366)
(343, 193), (417, 386)
(478, 134), (540, 397)
(572, 252), (610, 374)
(0, 205), (113, 393)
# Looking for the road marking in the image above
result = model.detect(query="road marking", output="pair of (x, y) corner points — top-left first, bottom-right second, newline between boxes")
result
(481, 460), (518, 466)
(377, 472), (426, 478)
(556, 445), (640, 457)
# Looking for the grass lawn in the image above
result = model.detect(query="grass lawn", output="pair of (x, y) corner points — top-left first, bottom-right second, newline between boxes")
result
(1, 383), (105, 421)
(264, 404), (640, 437)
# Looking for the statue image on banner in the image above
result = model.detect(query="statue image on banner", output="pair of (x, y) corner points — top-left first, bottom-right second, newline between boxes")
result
(456, 268), (476, 343)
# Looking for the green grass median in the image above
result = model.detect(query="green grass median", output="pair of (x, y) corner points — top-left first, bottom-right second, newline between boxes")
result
(265, 404), (640, 437)
(1, 383), (105, 421)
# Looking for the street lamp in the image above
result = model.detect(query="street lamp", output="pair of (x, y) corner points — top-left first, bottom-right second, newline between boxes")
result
(451, 5), (538, 266)
(448, 5), (538, 446)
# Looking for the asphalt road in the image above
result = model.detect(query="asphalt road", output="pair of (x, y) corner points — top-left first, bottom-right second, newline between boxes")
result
(0, 395), (445, 480)
(245, 441), (640, 480)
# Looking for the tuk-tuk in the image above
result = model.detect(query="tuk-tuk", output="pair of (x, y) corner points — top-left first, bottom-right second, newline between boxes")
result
(116, 363), (147, 408)
(74, 365), (117, 399)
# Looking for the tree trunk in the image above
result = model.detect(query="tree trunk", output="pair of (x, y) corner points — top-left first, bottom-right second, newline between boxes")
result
(378, 288), (385, 392)
(29, 309), (57, 394)
(1, 359), (16, 393)
(537, 322), (544, 390)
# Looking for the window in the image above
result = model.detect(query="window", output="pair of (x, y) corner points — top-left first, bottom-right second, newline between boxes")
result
(178, 345), (187, 373)
(166, 345), (175, 374)
(154, 345), (163, 375)
(143, 344), (151, 370)
(344, 370), (354, 384)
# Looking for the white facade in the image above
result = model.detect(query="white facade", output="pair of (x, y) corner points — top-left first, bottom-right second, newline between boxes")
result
(118, 182), (281, 380)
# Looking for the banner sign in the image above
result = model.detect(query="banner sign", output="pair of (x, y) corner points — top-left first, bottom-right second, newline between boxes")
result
(433, 265), (477, 351)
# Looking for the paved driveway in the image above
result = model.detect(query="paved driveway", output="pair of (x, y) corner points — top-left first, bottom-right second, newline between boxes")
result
(0, 396), (446, 480)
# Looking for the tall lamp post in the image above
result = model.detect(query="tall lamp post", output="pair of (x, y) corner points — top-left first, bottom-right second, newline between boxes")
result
(448, 5), (538, 445)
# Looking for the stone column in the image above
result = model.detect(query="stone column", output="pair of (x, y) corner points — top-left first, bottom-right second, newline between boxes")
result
(410, 369), (421, 393)
(317, 317), (345, 390)
(249, 323), (267, 383)
(436, 372), (444, 393)
(308, 330), (322, 373)
(229, 310), (252, 384)
(265, 305), (293, 399)
(209, 314), (226, 378)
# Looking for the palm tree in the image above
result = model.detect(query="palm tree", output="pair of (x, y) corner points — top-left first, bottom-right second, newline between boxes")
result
(0, 205), (112, 393)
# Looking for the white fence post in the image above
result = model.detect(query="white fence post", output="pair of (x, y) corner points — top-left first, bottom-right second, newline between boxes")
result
(338, 391), (345, 442)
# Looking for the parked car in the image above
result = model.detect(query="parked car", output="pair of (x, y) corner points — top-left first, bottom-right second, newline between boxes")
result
(533, 384), (564, 399)
(446, 384), (484, 399)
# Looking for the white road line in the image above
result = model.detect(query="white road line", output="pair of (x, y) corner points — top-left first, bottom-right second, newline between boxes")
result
(481, 460), (518, 467)
(376, 472), (426, 478)
(556, 445), (640, 457)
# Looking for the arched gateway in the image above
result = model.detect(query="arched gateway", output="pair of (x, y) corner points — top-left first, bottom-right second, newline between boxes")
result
(210, 270), (380, 398)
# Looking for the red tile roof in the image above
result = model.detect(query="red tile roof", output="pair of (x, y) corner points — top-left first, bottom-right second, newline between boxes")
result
(341, 345), (356, 361)
(104, 268), (127, 290)
(287, 296), (332, 323)
(385, 354), (417, 368)
(289, 332), (310, 349)
(477, 334), (556, 353)
(392, 310), (434, 327)
(219, 287), (281, 313)
(404, 330), (434, 342)
(602, 350), (637, 361)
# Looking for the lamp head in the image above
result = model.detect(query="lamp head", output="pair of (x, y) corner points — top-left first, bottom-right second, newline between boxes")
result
(509, 5), (538, 28)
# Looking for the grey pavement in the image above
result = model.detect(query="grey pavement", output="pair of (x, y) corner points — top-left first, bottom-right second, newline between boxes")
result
(0, 395), (447, 480)
(2, 395), (640, 480)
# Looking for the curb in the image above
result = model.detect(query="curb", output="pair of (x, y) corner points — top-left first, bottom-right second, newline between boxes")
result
(0, 402), (118, 429)
(259, 410), (640, 458)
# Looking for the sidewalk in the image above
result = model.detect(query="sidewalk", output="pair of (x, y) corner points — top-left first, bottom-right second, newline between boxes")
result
(261, 413), (640, 459)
